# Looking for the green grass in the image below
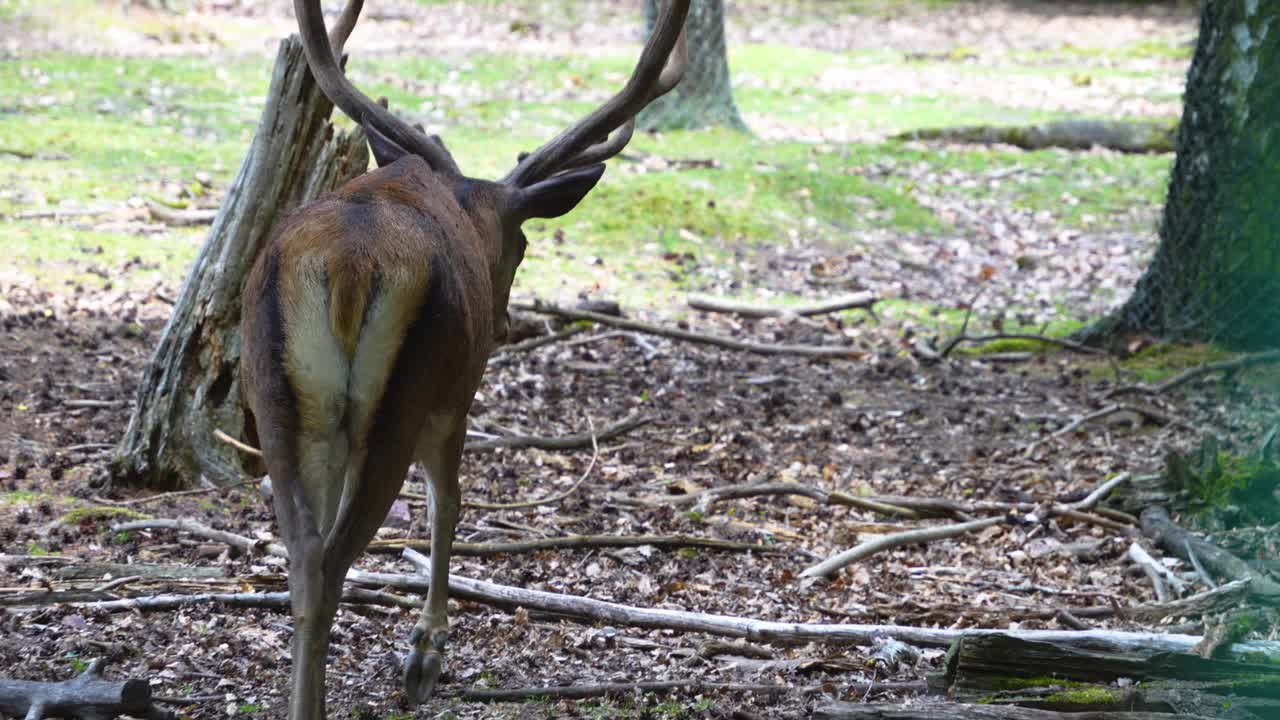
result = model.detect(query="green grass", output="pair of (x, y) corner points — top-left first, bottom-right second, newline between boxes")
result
(2, 21), (1179, 318)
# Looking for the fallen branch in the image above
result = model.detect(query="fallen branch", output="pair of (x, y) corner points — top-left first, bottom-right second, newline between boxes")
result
(111, 519), (287, 559)
(1140, 506), (1280, 602)
(368, 534), (782, 556)
(893, 118), (1177, 154)
(212, 428), (262, 458)
(1028, 404), (1195, 452)
(488, 324), (590, 366)
(106, 477), (257, 507)
(687, 292), (878, 319)
(801, 518), (1003, 578)
(1070, 473), (1131, 511)
(462, 414), (600, 510)
(0, 658), (173, 720)
(646, 482), (919, 518)
(1108, 349), (1280, 397)
(465, 412), (649, 451)
(1127, 541), (1187, 602)
(385, 548), (1280, 660)
(940, 332), (1108, 359)
(512, 301), (865, 358)
(145, 200), (217, 227)
(457, 680), (841, 703)
(864, 495), (1134, 533)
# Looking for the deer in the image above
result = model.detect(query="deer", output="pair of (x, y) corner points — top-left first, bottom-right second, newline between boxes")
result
(238, 0), (689, 717)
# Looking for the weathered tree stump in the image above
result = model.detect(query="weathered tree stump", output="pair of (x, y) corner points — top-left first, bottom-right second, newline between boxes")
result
(110, 36), (368, 490)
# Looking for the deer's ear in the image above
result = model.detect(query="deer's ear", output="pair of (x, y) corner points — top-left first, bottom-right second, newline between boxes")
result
(509, 164), (606, 221)
(364, 122), (409, 168)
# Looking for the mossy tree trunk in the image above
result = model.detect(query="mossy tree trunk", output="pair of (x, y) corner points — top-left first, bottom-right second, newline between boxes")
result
(1082, 0), (1280, 350)
(109, 37), (368, 490)
(638, 0), (747, 132)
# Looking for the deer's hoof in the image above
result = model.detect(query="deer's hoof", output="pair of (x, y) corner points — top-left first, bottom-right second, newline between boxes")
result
(403, 648), (443, 705)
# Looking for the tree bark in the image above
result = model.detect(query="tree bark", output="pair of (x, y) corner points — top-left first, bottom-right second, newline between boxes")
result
(1082, 0), (1280, 350)
(109, 37), (369, 490)
(639, 0), (747, 132)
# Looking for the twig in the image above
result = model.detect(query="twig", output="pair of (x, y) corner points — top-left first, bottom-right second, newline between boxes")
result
(644, 482), (919, 519)
(512, 301), (866, 358)
(943, 333), (1108, 358)
(111, 519), (287, 559)
(489, 324), (590, 364)
(145, 200), (217, 226)
(1108, 349), (1280, 397)
(1127, 542), (1187, 602)
(1054, 609), (1090, 630)
(466, 415), (598, 509)
(800, 517), (1003, 579)
(1184, 539), (1216, 589)
(212, 429), (263, 458)
(64, 399), (126, 409)
(1069, 473), (1131, 511)
(686, 292), (878, 319)
(1126, 579), (1250, 622)
(367, 534), (782, 556)
(456, 680), (876, 702)
(465, 412), (649, 451)
(1025, 404), (1195, 453)
(91, 575), (143, 594)
(109, 478), (257, 507)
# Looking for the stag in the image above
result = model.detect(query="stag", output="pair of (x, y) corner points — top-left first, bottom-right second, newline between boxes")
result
(238, 1), (689, 717)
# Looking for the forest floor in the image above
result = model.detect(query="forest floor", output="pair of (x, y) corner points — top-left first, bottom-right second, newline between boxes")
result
(4, 1), (1279, 719)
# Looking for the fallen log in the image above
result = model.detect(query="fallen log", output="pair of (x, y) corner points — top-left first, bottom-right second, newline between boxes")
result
(0, 659), (173, 720)
(936, 634), (1280, 720)
(893, 119), (1177, 154)
(1141, 506), (1280, 602)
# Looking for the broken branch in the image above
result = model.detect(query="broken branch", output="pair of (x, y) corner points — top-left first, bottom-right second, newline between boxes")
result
(801, 517), (1004, 578)
(686, 292), (878, 319)
(512, 301), (865, 358)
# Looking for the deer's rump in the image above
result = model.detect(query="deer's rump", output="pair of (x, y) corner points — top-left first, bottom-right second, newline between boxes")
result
(240, 207), (489, 542)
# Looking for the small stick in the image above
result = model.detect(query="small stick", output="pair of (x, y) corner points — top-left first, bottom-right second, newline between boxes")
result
(1068, 473), (1131, 511)
(212, 429), (262, 458)
(367, 534), (781, 556)
(686, 292), (878, 319)
(1108, 348), (1280, 397)
(456, 680), (861, 702)
(511, 301), (865, 359)
(91, 575), (143, 594)
(111, 478), (258, 507)
(64, 399), (125, 409)
(1054, 609), (1090, 630)
(944, 332), (1108, 358)
(645, 482), (919, 519)
(800, 517), (1004, 578)
(466, 412), (649, 451)
(464, 414), (599, 510)
(1127, 542), (1186, 602)
(111, 519), (287, 559)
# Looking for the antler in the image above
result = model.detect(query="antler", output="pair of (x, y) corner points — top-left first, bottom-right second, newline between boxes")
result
(294, 0), (459, 175)
(502, 0), (690, 188)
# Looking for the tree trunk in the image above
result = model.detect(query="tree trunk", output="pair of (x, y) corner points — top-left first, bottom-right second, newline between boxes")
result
(1081, 0), (1280, 350)
(638, 0), (747, 132)
(109, 37), (368, 490)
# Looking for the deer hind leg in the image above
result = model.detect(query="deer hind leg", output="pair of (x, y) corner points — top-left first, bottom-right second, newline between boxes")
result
(403, 424), (465, 705)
